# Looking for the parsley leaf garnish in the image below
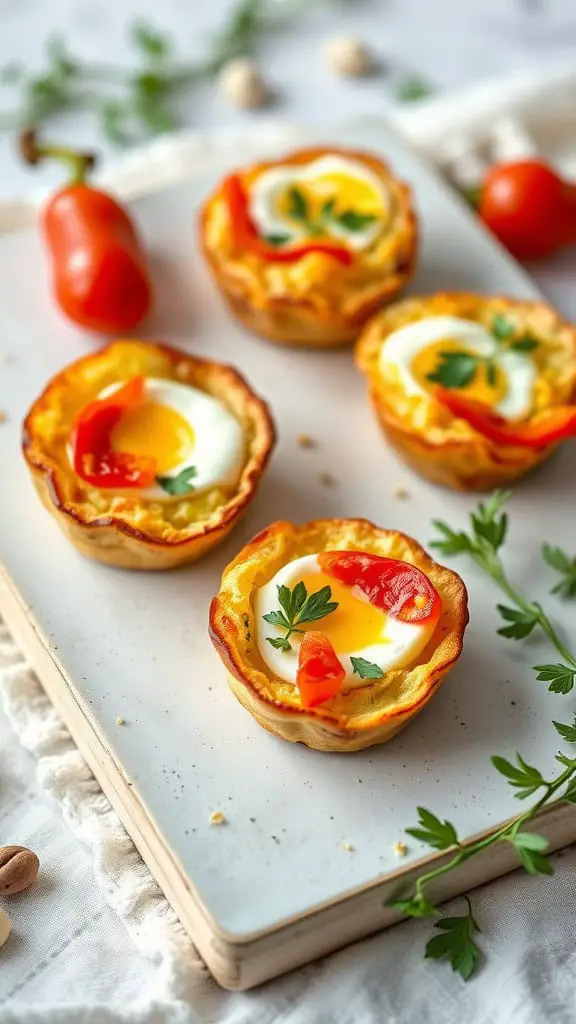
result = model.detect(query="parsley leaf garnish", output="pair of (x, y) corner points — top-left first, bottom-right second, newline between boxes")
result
(533, 663), (576, 695)
(424, 899), (482, 981)
(287, 186), (309, 223)
(156, 465), (197, 496)
(350, 656), (384, 679)
(491, 313), (514, 341)
(510, 336), (539, 353)
(553, 715), (576, 744)
(426, 351), (479, 389)
(332, 210), (377, 231)
(542, 543), (576, 599)
(491, 753), (545, 799)
(406, 807), (460, 850)
(263, 233), (291, 247)
(263, 581), (338, 653)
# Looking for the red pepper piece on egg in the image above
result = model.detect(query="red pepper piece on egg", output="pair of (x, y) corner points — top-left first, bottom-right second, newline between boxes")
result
(318, 551), (441, 625)
(434, 387), (576, 449)
(296, 631), (345, 708)
(222, 173), (353, 266)
(73, 376), (157, 489)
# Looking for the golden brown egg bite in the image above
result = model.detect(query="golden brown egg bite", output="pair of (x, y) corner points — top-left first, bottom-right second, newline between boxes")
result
(209, 518), (468, 753)
(200, 146), (417, 349)
(356, 292), (576, 492)
(23, 340), (275, 569)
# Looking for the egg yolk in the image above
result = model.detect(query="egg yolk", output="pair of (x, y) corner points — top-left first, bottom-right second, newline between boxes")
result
(411, 338), (509, 408)
(276, 171), (386, 226)
(296, 572), (388, 654)
(110, 400), (195, 474)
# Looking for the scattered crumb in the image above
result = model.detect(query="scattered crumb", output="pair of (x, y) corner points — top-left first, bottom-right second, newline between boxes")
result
(341, 842), (355, 852)
(394, 841), (408, 858)
(0, 411), (7, 424)
(271, 835), (280, 844)
(393, 485), (410, 499)
(115, 717), (126, 726)
(249, 817), (256, 823)
(297, 433), (316, 449)
(319, 472), (336, 487)
(210, 810), (226, 826)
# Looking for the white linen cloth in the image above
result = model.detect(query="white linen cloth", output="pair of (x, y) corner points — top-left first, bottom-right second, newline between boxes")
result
(2, 75), (576, 1023)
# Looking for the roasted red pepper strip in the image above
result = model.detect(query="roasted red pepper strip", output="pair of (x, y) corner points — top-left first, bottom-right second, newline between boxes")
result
(434, 387), (576, 449)
(222, 173), (353, 266)
(73, 377), (157, 489)
(318, 551), (441, 625)
(296, 631), (345, 708)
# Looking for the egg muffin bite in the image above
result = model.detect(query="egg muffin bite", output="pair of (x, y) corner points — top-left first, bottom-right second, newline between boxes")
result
(23, 340), (275, 569)
(209, 518), (468, 753)
(356, 292), (576, 492)
(200, 146), (417, 349)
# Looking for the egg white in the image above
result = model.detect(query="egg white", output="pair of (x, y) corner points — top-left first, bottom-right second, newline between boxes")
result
(254, 554), (436, 691)
(248, 155), (389, 252)
(77, 378), (245, 500)
(378, 315), (537, 420)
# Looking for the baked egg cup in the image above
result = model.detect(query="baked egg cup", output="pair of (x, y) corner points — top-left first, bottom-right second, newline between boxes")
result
(356, 292), (576, 492)
(200, 145), (417, 349)
(23, 340), (276, 570)
(209, 518), (469, 753)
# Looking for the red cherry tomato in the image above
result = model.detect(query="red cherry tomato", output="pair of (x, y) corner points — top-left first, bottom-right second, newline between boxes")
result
(434, 388), (576, 449)
(477, 160), (576, 261)
(318, 551), (441, 625)
(73, 376), (157, 488)
(296, 631), (345, 708)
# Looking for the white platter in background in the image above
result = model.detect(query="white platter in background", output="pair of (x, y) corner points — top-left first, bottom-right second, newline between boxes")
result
(0, 119), (575, 989)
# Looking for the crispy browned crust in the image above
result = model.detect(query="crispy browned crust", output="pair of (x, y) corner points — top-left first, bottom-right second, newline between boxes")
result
(22, 340), (276, 569)
(209, 518), (469, 752)
(355, 291), (576, 492)
(200, 146), (418, 349)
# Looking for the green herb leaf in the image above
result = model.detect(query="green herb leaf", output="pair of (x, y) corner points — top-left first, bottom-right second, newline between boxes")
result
(405, 807), (459, 850)
(510, 336), (539, 353)
(263, 233), (291, 247)
(132, 21), (171, 61)
(485, 358), (497, 388)
(156, 465), (197, 496)
(542, 543), (576, 599)
(491, 753), (545, 799)
(491, 314), (514, 341)
(430, 520), (474, 558)
(426, 351), (479, 389)
(507, 832), (553, 876)
(564, 779), (576, 804)
(333, 210), (377, 231)
(471, 491), (510, 551)
(425, 902), (482, 982)
(321, 198), (335, 220)
(264, 580), (338, 653)
(287, 186), (309, 223)
(533, 663), (576, 695)
(390, 895), (439, 918)
(100, 100), (131, 145)
(553, 716), (576, 744)
(496, 604), (540, 640)
(350, 657), (384, 679)
(395, 74), (435, 103)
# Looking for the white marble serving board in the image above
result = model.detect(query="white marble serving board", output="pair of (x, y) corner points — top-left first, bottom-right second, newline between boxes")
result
(0, 119), (575, 986)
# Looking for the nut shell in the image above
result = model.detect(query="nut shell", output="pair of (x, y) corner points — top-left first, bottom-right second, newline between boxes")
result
(200, 146), (418, 349)
(209, 517), (469, 752)
(356, 292), (576, 491)
(22, 340), (276, 569)
(0, 845), (40, 895)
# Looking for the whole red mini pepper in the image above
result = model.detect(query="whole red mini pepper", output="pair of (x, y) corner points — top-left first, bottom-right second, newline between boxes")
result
(435, 387), (576, 448)
(20, 128), (152, 334)
(222, 173), (353, 266)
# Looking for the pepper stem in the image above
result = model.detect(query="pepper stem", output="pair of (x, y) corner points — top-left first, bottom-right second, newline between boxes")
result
(19, 127), (97, 185)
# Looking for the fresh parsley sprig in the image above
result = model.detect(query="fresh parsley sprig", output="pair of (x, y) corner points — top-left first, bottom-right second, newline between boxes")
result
(263, 582), (338, 652)
(426, 315), (538, 391)
(156, 466), (197, 496)
(390, 716), (576, 979)
(431, 491), (576, 694)
(284, 186), (377, 241)
(350, 656), (384, 679)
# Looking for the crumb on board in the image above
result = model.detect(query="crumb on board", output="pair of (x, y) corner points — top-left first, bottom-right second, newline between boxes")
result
(115, 717), (126, 726)
(341, 842), (355, 852)
(0, 411), (8, 424)
(394, 841), (408, 858)
(297, 433), (316, 449)
(319, 472), (336, 487)
(393, 486), (410, 500)
(210, 810), (226, 826)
